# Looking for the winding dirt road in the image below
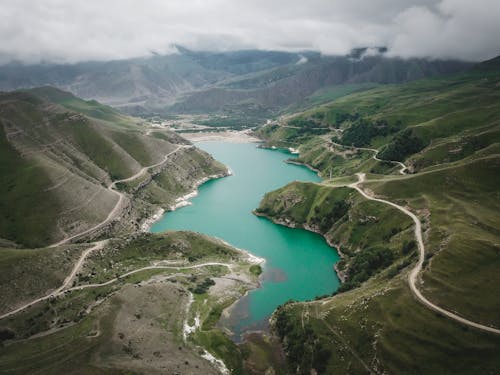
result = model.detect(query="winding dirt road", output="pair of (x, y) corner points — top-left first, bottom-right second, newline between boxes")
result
(50, 145), (191, 248)
(0, 259), (230, 320)
(53, 240), (108, 293)
(0, 145), (195, 320)
(327, 140), (407, 175)
(273, 124), (407, 174)
(350, 173), (500, 335)
(60, 262), (230, 292)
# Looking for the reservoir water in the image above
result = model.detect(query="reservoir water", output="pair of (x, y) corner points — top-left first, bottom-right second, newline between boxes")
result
(151, 142), (340, 339)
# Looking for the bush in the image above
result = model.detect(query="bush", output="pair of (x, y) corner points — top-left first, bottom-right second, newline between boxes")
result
(401, 240), (416, 255)
(0, 328), (15, 342)
(190, 278), (215, 294)
(249, 264), (262, 276)
(340, 118), (399, 147)
(289, 117), (326, 129)
(311, 200), (350, 232)
(274, 306), (331, 374)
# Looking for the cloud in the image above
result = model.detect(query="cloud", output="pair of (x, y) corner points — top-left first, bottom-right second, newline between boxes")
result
(388, 0), (500, 60)
(0, 0), (498, 64)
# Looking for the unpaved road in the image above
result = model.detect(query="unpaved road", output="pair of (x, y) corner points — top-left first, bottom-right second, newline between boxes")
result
(327, 139), (407, 175)
(53, 240), (108, 293)
(273, 123), (407, 174)
(350, 173), (500, 335)
(0, 258), (230, 320)
(50, 145), (190, 247)
(66, 262), (231, 291)
(1, 145), (193, 320)
(0, 241), (108, 320)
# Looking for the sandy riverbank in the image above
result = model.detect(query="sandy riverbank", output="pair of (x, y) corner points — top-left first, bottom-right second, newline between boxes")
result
(181, 129), (261, 143)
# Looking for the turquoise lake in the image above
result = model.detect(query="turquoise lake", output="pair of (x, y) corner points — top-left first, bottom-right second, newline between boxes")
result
(151, 142), (340, 339)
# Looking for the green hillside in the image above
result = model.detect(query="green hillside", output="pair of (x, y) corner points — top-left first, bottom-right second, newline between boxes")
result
(258, 59), (500, 175)
(0, 88), (225, 247)
(255, 57), (500, 374)
(0, 125), (59, 247)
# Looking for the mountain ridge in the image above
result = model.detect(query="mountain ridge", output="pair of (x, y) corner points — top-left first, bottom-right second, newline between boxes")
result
(0, 49), (472, 119)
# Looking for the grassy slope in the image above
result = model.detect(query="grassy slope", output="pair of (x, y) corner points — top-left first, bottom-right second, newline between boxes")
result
(0, 245), (86, 314)
(256, 60), (500, 374)
(0, 125), (60, 247)
(0, 232), (258, 374)
(28, 86), (140, 129)
(0, 88), (225, 247)
(366, 156), (500, 327)
(259, 66), (500, 176)
(258, 160), (500, 374)
(287, 72), (500, 137)
(275, 274), (500, 375)
(285, 83), (381, 113)
(136, 148), (227, 207)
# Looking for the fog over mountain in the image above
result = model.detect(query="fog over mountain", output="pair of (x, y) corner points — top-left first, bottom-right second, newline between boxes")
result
(1, 0), (499, 64)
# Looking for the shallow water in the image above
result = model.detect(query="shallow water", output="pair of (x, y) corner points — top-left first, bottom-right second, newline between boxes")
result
(151, 142), (340, 339)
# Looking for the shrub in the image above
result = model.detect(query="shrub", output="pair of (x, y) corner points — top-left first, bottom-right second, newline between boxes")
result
(190, 278), (216, 294)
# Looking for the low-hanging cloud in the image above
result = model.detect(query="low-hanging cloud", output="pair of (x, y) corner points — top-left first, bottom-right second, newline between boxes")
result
(0, 0), (498, 64)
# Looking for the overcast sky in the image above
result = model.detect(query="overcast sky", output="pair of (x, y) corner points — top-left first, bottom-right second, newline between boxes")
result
(1, 0), (499, 64)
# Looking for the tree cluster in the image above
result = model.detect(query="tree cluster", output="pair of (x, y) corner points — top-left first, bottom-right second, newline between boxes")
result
(378, 128), (427, 162)
(189, 277), (215, 294)
(338, 246), (394, 292)
(274, 305), (331, 374)
(339, 118), (401, 147)
(312, 200), (349, 232)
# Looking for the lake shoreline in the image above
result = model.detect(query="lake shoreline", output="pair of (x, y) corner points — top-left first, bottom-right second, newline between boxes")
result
(180, 129), (261, 143)
(150, 142), (340, 341)
(253, 210), (346, 283)
(141, 168), (232, 232)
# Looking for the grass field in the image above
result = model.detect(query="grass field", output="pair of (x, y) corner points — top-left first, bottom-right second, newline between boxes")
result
(274, 273), (500, 374)
(259, 61), (500, 169)
(285, 83), (380, 113)
(0, 244), (86, 314)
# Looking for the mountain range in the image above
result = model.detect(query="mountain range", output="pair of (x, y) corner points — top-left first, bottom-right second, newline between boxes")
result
(0, 47), (471, 120)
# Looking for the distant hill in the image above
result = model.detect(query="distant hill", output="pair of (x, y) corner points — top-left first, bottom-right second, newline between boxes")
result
(0, 48), (472, 120)
(472, 54), (500, 72)
(171, 54), (470, 115)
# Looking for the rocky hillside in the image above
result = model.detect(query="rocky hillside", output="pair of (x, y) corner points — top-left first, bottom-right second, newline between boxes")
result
(0, 87), (226, 248)
(0, 48), (471, 121)
(173, 54), (469, 114)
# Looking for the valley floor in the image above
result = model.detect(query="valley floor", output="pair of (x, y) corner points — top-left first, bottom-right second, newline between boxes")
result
(180, 129), (261, 143)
